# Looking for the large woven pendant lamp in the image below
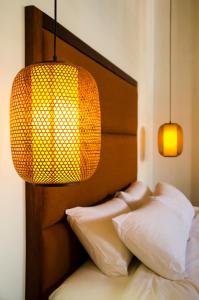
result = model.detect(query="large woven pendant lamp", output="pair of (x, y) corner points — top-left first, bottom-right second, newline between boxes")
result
(10, 0), (101, 185)
(158, 0), (183, 157)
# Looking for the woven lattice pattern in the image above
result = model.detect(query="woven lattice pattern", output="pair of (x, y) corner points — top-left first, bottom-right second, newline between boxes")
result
(10, 63), (101, 184)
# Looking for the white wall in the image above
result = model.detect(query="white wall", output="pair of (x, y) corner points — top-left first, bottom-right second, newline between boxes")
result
(137, 0), (155, 187)
(153, 0), (194, 198)
(0, 1), (154, 299)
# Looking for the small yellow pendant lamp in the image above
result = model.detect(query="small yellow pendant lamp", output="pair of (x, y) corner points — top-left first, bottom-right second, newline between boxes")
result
(10, 0), (101, 185)
(158, 0), (183, 157)
(158, 123), (183, 157)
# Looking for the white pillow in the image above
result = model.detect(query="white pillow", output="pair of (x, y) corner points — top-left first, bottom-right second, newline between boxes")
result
(113, 196), (191, 280)
(154, 182), (195, 227)
(65, 198), (132, 276)
(116, 181), (152, 210)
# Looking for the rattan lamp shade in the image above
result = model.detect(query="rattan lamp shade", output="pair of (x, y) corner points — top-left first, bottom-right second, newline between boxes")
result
(158, 123), (183, 157)
(10, 63), (101, 184)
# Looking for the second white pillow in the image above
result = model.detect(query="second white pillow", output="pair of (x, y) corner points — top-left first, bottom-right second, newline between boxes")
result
(154, 182), (195, 227)
(113, 196), (191, 280)
(116, 181), (152, 210)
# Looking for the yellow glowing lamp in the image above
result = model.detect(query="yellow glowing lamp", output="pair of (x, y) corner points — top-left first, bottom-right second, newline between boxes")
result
(158, 1), (184, 158)
(10, 63), (101, 184)
(158, 123), (183, 157)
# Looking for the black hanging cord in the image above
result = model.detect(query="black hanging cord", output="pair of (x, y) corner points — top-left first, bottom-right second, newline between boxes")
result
(53, 0), (57, 62)
(169, 0), (172, 123)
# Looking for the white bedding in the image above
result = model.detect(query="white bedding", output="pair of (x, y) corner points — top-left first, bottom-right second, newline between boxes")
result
(50, 208), (199, 300)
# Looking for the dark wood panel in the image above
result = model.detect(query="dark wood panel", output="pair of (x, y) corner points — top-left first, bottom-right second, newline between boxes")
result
(25, 184), (43, 300)
(25, 6), (43, 65)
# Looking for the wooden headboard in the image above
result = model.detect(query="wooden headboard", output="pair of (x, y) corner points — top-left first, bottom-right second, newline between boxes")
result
(25, 6), (138, 300)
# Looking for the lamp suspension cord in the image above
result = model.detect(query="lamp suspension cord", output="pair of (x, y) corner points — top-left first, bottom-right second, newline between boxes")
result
(169, 0), (172, 123)
(53, 0), (57, 62)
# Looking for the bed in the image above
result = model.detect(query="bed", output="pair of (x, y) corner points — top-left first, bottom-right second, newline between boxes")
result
(49, 207), (199, 300)
(25, 6), (199, 300)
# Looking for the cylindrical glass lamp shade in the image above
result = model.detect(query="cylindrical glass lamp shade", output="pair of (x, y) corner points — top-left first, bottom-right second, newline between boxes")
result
(10, 63), (101, 184)
(158, 123), (183, 157)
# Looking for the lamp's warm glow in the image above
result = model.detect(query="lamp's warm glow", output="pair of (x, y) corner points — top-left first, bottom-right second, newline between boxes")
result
(158, 123), (183, 157)
(10, 63), (101, 184)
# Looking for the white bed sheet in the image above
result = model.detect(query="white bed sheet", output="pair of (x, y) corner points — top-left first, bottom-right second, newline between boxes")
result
(50, 207), (199, 300)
